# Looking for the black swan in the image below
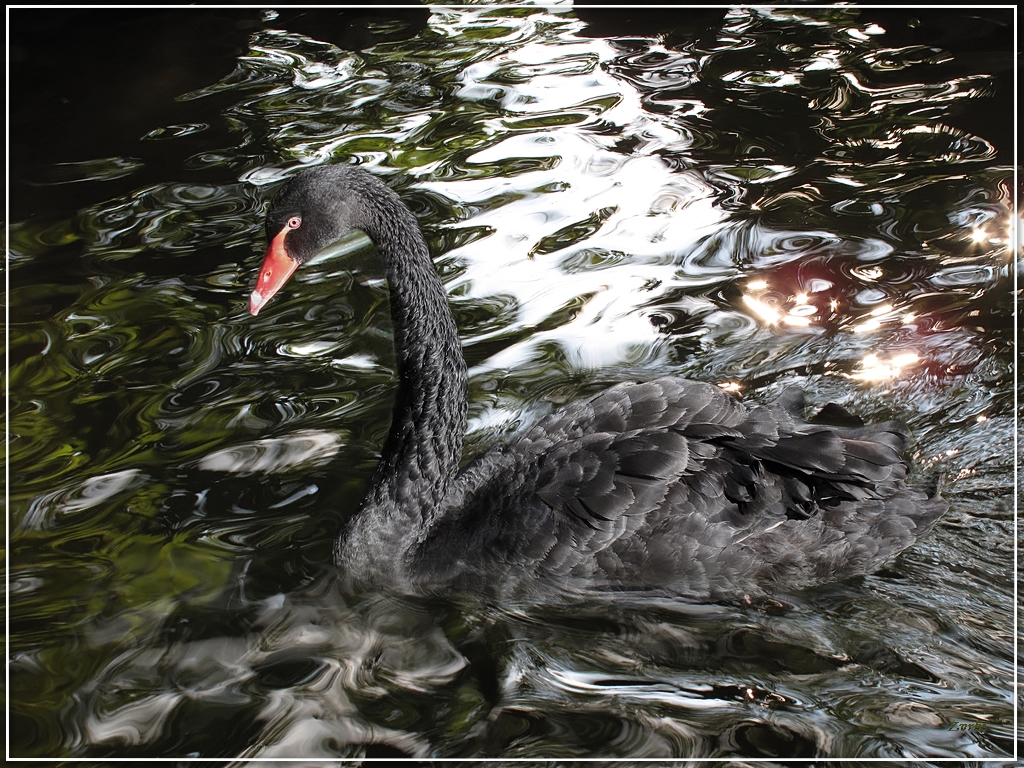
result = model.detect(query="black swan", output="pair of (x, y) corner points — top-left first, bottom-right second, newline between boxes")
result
(249, 165), (946, 601)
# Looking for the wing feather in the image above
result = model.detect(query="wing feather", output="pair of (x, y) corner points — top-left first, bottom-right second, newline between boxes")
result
(414, 377), (945, 599)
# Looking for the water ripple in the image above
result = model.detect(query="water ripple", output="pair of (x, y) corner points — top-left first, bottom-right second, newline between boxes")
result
(8, 4), (1012, 760)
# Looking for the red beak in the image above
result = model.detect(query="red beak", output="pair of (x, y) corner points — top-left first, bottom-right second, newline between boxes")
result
(250, 225), (299, 315)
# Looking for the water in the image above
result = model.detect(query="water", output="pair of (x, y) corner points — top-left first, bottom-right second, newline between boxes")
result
(8, 5), (1016, 760)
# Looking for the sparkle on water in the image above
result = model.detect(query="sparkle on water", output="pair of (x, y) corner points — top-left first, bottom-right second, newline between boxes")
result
(9, 5), (1014, 760)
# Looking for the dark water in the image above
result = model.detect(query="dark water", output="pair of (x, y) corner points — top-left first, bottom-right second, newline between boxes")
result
(8, 5), (1016, 760)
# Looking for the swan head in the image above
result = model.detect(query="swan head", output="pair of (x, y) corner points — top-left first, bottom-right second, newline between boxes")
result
(250, 167), (373, 315)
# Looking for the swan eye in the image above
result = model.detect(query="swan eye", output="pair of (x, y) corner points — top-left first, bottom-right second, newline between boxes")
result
(288, 216), (302, 229)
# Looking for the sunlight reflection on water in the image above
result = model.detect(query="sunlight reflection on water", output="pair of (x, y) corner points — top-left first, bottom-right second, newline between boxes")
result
(8, 4), (1015, 760)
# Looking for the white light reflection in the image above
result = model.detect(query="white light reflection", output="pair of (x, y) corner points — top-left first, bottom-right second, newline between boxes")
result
(850, 265), (884, 281)
(740, 272), (931, 336)
(742, 294), (780, 325)
(198, 430), (342, 474)
(848, 351), (919, 382)
(854, 318), (882, 333)
(741, 281), (820, 328)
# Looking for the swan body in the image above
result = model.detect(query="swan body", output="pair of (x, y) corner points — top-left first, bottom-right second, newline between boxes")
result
(250, 165), (946, 601)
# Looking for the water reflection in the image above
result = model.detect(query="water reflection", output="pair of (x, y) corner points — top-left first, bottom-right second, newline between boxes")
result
(197, 430), (342, 475)
(8, 4), (1014, 760)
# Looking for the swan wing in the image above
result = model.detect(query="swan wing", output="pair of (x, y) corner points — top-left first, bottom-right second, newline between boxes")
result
(415, 378), (944, 598)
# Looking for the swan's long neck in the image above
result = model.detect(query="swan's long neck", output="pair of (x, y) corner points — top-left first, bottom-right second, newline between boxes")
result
(333, 190), (467, 584)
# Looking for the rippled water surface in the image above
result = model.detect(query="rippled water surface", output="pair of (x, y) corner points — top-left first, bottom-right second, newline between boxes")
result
(9, 5), (1016, 760)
